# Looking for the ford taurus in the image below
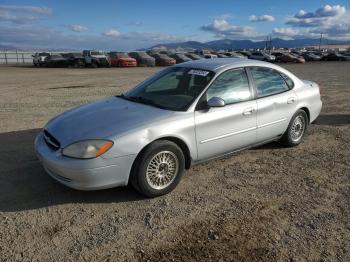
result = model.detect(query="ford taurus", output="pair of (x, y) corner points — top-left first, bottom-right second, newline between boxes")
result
(35, 58), (322, 197)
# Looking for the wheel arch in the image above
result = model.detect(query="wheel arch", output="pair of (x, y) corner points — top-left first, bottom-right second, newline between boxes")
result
(299, 106), (310, 123)
(130, 136), (192, 181)
(155, 136), (192, 169)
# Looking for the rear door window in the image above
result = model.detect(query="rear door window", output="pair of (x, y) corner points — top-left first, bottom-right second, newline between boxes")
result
(250, 67), (290, 98)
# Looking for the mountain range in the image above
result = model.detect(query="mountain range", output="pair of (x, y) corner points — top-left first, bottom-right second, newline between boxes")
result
(147, 38), (350, 50)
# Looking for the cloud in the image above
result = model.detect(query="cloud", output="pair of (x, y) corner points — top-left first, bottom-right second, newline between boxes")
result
(103, 29), (122, 37)
(284, 4), (350, 40)
(102, 29), (188, 42)
(294, 5), (345, 19)
(125, 21), (143, 26)
(201, 18), (261, 39)
(286, 4), (347, 27)
(67, 24), (88, 32)
(249, 15), (275, 22)
(272, 28), (300, 38)
(0, 5), (51, 24)
(0, 5), (52, 14)
(0, 25), (190, 51)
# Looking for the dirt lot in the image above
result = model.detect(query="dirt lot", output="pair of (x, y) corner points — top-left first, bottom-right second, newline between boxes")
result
(0, 62), (349, 261)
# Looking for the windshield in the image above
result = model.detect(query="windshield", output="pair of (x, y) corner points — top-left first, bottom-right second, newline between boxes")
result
(116, 52), (129, 58)
(157, 54), (169, 59)
(91, 51), (103, 55)
(123, 67), (215, 111)
(177, 54), (187, 59)
(189, 54), (201, 59)
(138, 52), (149, 58)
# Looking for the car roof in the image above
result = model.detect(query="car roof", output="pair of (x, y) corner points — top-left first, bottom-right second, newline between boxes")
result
(174, 58), (269, 72)
(174, 58), (303, 86)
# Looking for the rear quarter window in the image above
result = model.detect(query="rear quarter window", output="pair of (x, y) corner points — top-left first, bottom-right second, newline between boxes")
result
(280, 72), (294, 89)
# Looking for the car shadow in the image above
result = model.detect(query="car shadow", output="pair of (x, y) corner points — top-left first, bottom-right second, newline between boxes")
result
(314, 114), (350, 126)
(2, 114), (348, 212)
(0, 129), (144, 213)
(253, 142), (282, 150)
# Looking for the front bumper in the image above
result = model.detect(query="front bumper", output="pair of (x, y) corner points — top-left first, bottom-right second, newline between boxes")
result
(120, 61), (137, 67)
(34, 132), (136, 190)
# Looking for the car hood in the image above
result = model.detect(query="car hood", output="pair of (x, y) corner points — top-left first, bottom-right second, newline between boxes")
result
(92, 55), (107, 59)
(140, 57), (154, 61)
(120, 58), (136, 62)
(45, 97), (173, 148)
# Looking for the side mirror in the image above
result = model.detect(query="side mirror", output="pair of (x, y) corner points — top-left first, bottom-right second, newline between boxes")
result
(207, 97), (225, 107)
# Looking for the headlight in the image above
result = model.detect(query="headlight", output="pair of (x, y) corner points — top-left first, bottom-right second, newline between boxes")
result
(62, 140), (113, 159)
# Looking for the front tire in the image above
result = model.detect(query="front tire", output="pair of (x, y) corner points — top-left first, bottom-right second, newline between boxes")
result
(130, 140), (185, 197)
(91, 61), (98, 68)
(280, 110), (308, 147)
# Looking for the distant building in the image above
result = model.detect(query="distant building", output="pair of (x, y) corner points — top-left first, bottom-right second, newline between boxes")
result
(306, 44), (350, 52)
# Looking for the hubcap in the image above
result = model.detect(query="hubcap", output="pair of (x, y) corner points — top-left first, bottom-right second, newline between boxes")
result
(291, 115), (305, 142)
(146, 151), (179, 190)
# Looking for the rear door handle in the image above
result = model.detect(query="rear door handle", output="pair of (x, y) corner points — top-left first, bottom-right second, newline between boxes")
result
(287, 97), (296, 104)
(243, 107), (255, 115)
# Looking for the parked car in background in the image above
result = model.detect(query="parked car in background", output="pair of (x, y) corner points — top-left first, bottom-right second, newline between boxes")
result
(170, 53), (192, 63)
(147, 51), (176, 66)
(195, 50), (218, 59)
(204, 54), (218, 59)
(273, 52), (305, 63)
(61, 53), (86, 68)
(217, 53), (230, 58)
(237, 51), (251, 58)
(82, 50), (110, 68)
(128, 51), (155, 67)
(249, 51), (276, 62)
(32, 52), (50, 67)
(109, 52), (137, 67)
(159, 50), (175, 56)
(35, 58), (322, 197)
(44, 54), (70, 67)
(301, 52), (322, 61)
(272, 52), (284, 62)
(225, 52), (247, 58)
(322, 52), (350, 61)
(186, 53), (203, 60)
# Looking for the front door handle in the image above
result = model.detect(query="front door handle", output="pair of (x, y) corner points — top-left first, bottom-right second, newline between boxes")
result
(287, 97), (296, 104)
(243, 107), (255, 115)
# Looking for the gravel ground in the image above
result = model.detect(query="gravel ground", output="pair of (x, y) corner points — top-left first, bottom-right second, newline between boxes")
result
(0, 62), (349, 261)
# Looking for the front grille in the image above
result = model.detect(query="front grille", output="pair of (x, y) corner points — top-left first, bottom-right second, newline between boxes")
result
(43, 130), (61, 150)
(99, 58), (108, 63)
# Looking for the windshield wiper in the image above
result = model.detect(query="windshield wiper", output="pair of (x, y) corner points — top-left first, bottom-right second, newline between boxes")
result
(121, 95), (167, 110)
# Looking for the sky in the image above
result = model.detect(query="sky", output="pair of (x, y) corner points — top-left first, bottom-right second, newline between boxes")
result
(0, 0), (349, 50)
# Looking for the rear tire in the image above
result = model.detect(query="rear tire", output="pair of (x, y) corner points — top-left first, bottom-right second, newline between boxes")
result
(130, 140), (185, 197)
(280, 109), (308, 147)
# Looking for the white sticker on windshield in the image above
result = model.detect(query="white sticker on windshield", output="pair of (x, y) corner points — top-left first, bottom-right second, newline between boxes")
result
(188, 69), (210, 76)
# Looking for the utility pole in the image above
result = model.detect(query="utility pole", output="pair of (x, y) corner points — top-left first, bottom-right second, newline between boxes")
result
(319, 33), (323, 51)
(269, 35), (272, 53)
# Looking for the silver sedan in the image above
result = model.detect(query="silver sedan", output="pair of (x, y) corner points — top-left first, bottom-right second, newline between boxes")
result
(35, 58), (322, 197)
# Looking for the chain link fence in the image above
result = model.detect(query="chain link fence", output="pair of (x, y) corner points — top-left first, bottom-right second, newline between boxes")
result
(0, 50), (35, 64)
(0, 50), (67, 64)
